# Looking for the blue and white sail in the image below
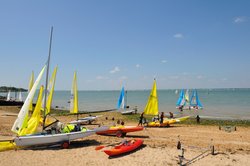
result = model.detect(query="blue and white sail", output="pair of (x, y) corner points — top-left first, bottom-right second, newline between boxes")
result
(190, 89), (203, 108)
(176, 89), (185, 106)
(117, 86), (125, 109)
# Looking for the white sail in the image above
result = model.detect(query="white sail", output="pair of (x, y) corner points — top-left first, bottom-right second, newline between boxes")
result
(18, 92), (23, 102)
(6, 91), (11, 101)
(11, 65), (46, 133)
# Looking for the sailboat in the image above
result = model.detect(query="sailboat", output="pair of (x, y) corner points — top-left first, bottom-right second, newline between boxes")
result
(189, 89), (203, 110)
(18, 91), (23, 102)
(144, 79), (190, 127)
(176, 89), (190, 110)
(12, 27), (108, 148)
(69, 71), (102, 125)
(117, 86), (136, 115)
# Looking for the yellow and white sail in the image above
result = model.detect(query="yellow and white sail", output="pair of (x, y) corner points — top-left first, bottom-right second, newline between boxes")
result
(144, 79), (159, 115)
(70, 71), (78, 114)
(42, 66), (58, 115)
(11, 65), (46, 133)
(28, 71), (34, 111)
(185, 89), (189, 103)
(18, 85), (44, 136)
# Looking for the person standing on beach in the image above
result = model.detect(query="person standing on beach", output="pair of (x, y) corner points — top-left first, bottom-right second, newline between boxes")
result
(160, 112), (164, 124)
(138, 112), (144, 126)
(196, 115), (200, 123)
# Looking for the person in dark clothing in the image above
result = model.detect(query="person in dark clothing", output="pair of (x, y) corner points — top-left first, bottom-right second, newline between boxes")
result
(196, 115), (200, 123)
(138, 112), (144, 126)
(160, 112), (164, 124)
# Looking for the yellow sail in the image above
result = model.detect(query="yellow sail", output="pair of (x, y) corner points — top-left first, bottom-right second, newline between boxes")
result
(144, 79), (159, 115)
(45, 66), (58, 115)
(18, 85), (44, 136)
(70, 71), (78, 114)
(28, 71), (34, 111)
(185, 89), (189, 103)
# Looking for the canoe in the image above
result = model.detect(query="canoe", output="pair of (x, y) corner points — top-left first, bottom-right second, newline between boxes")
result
(104, 139), (143, 156)
(147, 116), (190, 127)
(96, 125), (143, 137)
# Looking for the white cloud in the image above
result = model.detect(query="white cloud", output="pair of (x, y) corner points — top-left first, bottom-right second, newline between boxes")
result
(119, 76), (128, 80)
(233, 16), (246, 23)
(173, 33), (184, 38)
(161, 60), (167, 63)
(96, 76), (108, 80)
(109, 66), (120, 74)
(197, 75), (204, 79)
(221, 78), (228, 81)
(169, 75), (179, 80)
(136, 64), (141, 68)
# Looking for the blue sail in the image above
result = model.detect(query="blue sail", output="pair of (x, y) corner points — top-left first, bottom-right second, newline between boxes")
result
(117, 86), (125, 109)
(190, 90), (203, 108)
(176, 89), (185, 106)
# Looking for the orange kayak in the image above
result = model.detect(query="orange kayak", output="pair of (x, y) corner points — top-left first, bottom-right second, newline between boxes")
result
(96, 125), (144, 137)
(104, 139), (143, 156)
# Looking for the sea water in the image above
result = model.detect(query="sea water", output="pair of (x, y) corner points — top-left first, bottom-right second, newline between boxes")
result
(3, 89), (250, 120)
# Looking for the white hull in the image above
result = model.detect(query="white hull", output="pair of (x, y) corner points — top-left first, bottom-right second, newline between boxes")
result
(14, 126), (108, 146)
(121, 109), (136, 115)
(69, 115), (102, 124)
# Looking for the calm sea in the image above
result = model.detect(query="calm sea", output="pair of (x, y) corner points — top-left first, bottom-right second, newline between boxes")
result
(3, 89), (250, 120)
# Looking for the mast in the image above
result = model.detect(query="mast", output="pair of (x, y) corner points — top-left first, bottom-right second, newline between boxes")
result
(43, 26), (53, 130)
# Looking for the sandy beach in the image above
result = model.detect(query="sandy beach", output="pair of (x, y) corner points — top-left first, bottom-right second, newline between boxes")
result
(0, 106), (250, 166)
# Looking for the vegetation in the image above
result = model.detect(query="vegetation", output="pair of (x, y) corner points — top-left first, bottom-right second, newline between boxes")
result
(0, 86), (27, 92)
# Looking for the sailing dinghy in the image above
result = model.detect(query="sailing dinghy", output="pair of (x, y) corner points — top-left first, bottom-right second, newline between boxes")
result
(117, 86), (136, 115)
(68, 71), (102, 125)
(12, 27), (108, 148)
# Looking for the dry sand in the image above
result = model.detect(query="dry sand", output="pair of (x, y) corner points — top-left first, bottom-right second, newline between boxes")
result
(0, 106), (250, 166)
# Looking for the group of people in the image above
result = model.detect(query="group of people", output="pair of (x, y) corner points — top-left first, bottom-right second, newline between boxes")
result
(137, 111), (174, 126)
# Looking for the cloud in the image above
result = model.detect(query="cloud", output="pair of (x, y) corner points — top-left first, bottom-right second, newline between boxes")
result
(197, 75), (204, 79)
(161, 60), (167, 63)
(173, 33), (184, 38)
(221, 78), (228, 81)
(135, 64), (141, 68)
(169, 75), (179, 80)
(96, 76), (108, 80)
(233, 16), (246, 23)
(119, 76), (128, 80)
(109, 66), (120, 74)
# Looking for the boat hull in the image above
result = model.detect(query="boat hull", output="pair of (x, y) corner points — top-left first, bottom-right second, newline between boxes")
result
(96, 126), (143, 136)
(14, 126), (108, 146)
(104, 139), (143, 156)
(147, 116), (190, 127)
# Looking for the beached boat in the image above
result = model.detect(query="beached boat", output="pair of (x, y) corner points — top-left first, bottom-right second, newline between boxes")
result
(103, 139), (143, 157)
(11, 27), (108, 148)
(117, 86), (136, 115)
(144, 79), (189, 127)
(147, 116), (190, 127)
(68, 72), (102, 124)
(96, 125), (143, 137)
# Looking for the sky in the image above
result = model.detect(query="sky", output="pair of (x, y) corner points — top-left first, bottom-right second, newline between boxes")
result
(0, 0), (250, 90)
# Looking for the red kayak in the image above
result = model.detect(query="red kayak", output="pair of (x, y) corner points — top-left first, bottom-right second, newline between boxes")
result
(96, 125), (144, 137)
(103, 139), (143, 156)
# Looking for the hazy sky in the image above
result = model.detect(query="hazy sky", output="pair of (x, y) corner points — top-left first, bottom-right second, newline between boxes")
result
(0, 0), (249, 90)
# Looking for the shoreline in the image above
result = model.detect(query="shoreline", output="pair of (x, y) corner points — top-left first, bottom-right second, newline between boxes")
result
(1, 106), (250, 165)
